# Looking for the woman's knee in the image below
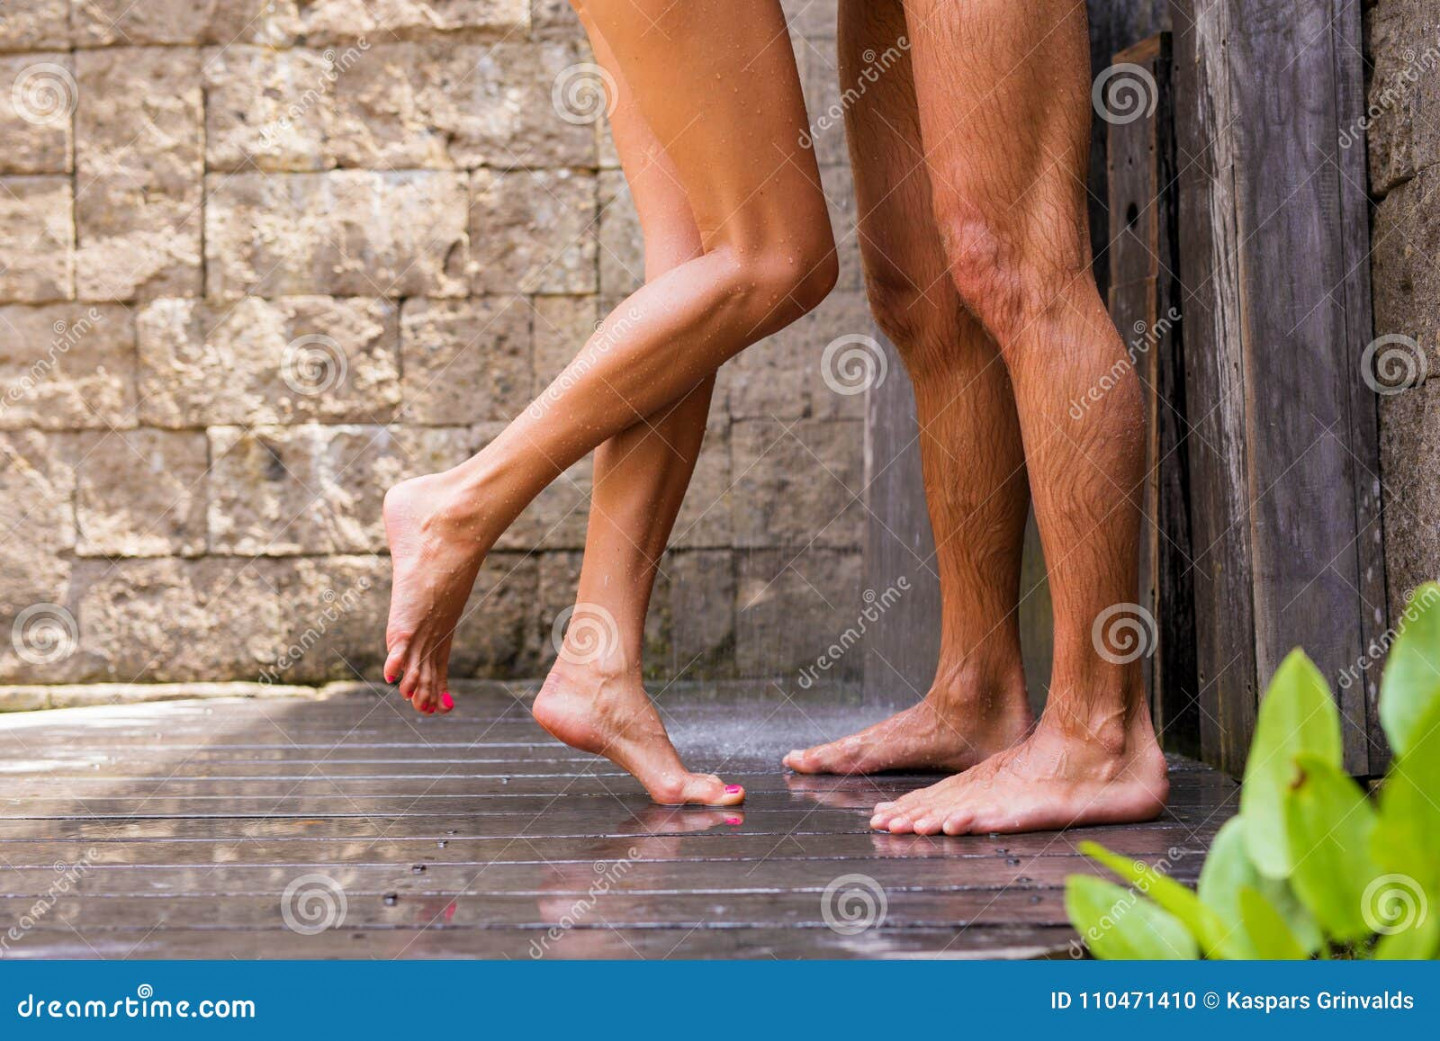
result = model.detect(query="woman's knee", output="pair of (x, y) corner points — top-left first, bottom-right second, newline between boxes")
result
(733, 227), (839, 324)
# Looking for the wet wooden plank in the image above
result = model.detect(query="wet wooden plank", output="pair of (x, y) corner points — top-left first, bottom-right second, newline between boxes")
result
(0, 888), (1082, 931)
(0, 694), (1237, 959)
(0, 856), (1202, 899)
(4, 924), (1081, 961)
(0, 829), (1217, 867)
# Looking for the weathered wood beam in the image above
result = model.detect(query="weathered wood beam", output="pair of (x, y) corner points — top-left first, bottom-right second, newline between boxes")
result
(1170, 0), (1384, 775)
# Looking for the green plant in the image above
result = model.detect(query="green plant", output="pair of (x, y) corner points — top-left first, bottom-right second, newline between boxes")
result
(1066, 582), (1440, 960)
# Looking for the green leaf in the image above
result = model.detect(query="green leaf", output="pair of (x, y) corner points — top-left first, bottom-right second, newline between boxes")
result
(1373, 911), (1440, 961)
(1239, 886), (1311, 959)
(1064, 874), (1199, 960)
(1080, 840), (1241, 958)
(1284, 754), (1381, 943)
(1198, 818), (1323, 956)
(1241, 650), (1343, 877)
(1373, 696), (1440, 897)
(1379, 582), (1440, 759)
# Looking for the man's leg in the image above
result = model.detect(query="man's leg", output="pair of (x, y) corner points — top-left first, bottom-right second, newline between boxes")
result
(871, 0), (1168, 834)
(785, 0), (1033, 775)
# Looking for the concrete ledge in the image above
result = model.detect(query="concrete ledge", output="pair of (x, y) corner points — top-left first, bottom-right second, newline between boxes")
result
(0, 678), (863, 712)
(0, 682), (323, 712)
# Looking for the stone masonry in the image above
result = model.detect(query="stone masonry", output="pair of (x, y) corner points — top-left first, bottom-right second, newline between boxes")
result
(1366, 0), (1440, 618)
(0, 1), (876, 691)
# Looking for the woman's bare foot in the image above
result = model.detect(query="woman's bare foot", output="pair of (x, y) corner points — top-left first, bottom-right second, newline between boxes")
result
(868, 706), (1168, 835)
(383, 472), (491, 714)
(783, 674), (1033, 774)
(532, 657), (745, 807)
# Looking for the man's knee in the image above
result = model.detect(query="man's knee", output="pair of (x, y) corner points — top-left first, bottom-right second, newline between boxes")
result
(862, 264), (973, 370)
(934, 206), (1092, 353)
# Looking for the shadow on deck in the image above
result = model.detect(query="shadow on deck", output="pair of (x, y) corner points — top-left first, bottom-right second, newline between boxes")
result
(0, 687), (1237, 959)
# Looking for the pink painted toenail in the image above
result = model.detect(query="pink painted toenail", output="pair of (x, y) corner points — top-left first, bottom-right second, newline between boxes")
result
(724, 817), (741, 826)
(441, 692), (454, 710)
(725, 785), (741, 794)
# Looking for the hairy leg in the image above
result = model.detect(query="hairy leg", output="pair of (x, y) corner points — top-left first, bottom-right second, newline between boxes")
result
(871, 0), (1167, 834)
(785, 0), (1033, 776)
(533, 22), (742, 806)
(384, 0), (837, 717)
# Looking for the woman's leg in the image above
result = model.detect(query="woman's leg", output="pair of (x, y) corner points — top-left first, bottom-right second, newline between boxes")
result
(532, 21), (743, 806)
(383, 0), (836, 722)
(784, 0), (1034, 776)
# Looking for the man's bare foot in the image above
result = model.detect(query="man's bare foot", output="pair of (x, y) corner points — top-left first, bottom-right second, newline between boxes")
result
(783, 678), (1033, 775)
(383, 473), (490, 715)
(532, 658), (745, 807)
(868, 708), (1168, 835)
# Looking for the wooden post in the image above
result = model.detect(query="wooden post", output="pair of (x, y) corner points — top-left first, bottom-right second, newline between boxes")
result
(1170, 0), (1385, 775)
(1106, 34), (1201, 759)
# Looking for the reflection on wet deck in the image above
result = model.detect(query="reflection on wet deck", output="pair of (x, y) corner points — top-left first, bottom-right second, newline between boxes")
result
(0, 689), (1237, 959)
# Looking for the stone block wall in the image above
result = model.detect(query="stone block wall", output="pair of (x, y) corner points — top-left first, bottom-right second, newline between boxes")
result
(1366, 0), (1440, 616)
(0, 1), (875, 690)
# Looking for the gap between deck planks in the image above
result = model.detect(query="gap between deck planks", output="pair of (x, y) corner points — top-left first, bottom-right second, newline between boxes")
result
(0, 691), (1237, 960)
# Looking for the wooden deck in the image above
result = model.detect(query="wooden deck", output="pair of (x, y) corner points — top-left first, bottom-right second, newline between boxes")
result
(0, 688), (1238, 959)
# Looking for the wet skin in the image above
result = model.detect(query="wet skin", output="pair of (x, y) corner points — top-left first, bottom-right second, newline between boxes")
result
(786, 0), (1168, 833)
(384, 0), (836, 806)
